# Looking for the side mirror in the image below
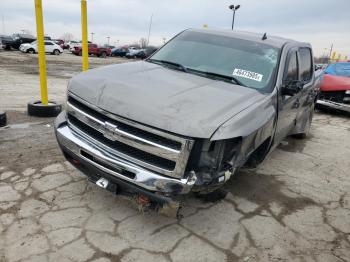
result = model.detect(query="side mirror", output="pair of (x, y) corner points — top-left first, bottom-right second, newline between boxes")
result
(282, 80), (302, 96)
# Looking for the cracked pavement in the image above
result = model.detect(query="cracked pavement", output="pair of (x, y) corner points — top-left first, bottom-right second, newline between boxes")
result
(0, 111), (349, 262)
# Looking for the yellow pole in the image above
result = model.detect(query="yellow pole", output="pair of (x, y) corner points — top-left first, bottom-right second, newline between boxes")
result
(81, 0), (89, 71)
(34, 0), (48, 105)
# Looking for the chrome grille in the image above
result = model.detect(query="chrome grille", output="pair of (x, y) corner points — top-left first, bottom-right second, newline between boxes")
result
(66, 93), (194, 178)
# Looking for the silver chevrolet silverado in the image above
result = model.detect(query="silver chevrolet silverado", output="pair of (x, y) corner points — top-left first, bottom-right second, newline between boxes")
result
(55, 29), (319, 210)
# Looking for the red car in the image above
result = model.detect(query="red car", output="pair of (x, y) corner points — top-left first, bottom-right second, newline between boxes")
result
(317, 61), (350, 113)
(72, 43), (111, 58)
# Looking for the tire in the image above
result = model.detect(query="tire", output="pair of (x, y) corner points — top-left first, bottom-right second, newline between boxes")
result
(293, 104), (314, 139)
(53, 49), (60, 55)
(0, 111), (7, 127)
(27, 48), (35, 54)
(100, 52), (107, 58)
(27, 100), (62, 117)
(79, 51), (82, 56)
(4, 45), (11, 50)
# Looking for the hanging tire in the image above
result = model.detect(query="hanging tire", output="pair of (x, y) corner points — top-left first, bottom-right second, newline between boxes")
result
(27, 100), (62, 117)
(0, 111), (7, 127)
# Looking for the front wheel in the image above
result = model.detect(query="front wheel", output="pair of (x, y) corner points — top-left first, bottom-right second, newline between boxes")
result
(27, 49), (35, 54)
(100, 52), (107, 58)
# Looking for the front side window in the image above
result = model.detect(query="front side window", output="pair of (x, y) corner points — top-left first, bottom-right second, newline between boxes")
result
(149, 31), (280, 91)
(299, 48), (312, 82)
(284, 51), (298, 82)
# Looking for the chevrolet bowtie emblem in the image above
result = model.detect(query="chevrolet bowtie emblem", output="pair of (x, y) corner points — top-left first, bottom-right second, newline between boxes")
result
(103, 122), (117, 141)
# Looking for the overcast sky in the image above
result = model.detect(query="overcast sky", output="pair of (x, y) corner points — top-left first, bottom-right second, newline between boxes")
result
(1, 0), (349, 57)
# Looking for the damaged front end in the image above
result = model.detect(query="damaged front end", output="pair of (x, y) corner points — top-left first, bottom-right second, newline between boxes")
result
(185, 138), (241, 194)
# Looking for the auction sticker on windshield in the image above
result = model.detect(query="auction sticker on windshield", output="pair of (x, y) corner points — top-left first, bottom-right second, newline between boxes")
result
(233, 69), (263, 82)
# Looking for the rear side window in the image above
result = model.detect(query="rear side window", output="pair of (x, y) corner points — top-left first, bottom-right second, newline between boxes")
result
(299, 48), (312, 82)
(285, 51), (298, 82)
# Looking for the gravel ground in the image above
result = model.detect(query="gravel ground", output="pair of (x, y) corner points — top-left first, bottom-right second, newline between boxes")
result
(0, 50), (349, 262)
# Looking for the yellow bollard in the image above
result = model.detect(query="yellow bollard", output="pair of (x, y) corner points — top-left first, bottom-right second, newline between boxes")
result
(34, 0), (48, 105)
(81, 0), (89, 71)
(331, 51), (336, 60)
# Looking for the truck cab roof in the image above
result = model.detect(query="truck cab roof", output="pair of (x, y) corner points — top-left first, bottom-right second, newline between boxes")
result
(187, 28), (303, 49)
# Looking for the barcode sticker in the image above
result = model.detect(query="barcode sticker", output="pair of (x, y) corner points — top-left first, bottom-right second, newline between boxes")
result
(233, 68), (263, 82)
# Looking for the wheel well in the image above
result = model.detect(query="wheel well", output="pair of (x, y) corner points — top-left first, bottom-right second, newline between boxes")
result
(244, 136), (272, 168)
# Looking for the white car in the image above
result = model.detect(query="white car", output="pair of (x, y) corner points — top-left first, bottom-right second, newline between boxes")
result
(69, 42), (84, 52)
(19, 40), (63, 55)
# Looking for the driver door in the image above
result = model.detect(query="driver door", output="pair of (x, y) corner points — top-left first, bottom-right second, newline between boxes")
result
(275, 49), (301, 143)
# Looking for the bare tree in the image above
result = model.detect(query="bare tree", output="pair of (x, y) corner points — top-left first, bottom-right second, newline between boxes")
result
(139, 37), (147, 48)
(60, 32), (74, 42)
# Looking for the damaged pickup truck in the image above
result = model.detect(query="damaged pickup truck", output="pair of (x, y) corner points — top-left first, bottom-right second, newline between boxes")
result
(55, 29), (319, 211)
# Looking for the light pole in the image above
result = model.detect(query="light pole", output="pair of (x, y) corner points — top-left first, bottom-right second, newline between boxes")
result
(229, 4), (241, 30)
(91, 32), (94, 43)
(107, 36), (110, 46)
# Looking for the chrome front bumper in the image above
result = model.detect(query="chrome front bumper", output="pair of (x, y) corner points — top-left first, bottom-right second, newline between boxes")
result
(317, 99), (350, 113)
(55, 121), (197, 195)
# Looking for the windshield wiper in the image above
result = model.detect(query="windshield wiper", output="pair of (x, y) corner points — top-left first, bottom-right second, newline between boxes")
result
(147, 59), (188, 72)
(187, 69), (246, 87)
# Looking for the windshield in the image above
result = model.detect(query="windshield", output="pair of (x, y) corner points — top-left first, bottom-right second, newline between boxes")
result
(325, 63), (350, 77)
(149, 30), (280, 90)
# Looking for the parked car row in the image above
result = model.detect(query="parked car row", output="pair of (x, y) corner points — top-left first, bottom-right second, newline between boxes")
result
(112, 46), (158, 59)
(0, 33), (158, 60)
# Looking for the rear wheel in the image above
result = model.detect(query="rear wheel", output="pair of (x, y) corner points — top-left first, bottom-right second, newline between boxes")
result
(100, 52), (107, 58)
(53, 49), (60, 55)
(27, 48), (35, 54)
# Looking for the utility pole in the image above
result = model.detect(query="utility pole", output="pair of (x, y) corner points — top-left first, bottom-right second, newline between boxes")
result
(107, 36), (110, 46)
(91, 32), (94, 43)
(147, 14), (153, 47)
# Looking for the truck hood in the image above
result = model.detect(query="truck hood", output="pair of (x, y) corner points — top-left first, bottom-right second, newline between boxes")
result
(69, 61), (266, 138)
